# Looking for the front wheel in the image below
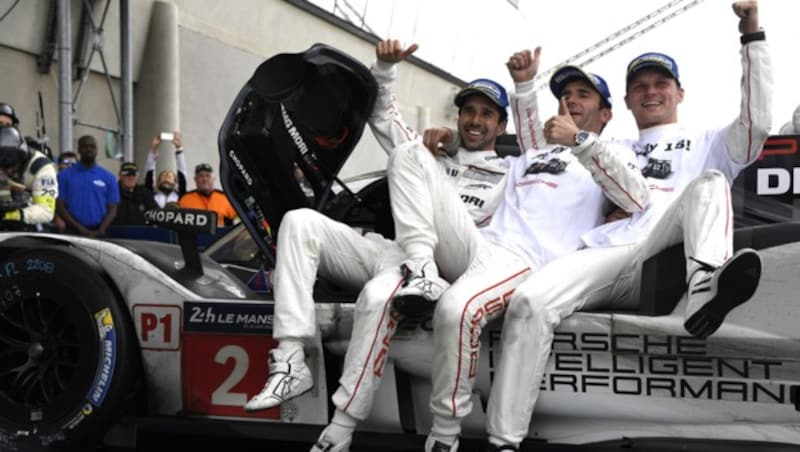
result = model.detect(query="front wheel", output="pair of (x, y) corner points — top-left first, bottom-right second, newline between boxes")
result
(0, 246), (139, 451)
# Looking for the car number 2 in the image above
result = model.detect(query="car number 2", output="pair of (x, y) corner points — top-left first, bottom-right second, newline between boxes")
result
(182, 332), (279, 418)
(211, 345), (249, 406)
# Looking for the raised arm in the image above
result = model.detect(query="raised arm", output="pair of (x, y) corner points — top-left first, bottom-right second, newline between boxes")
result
(507, 48), (547, 152)
(173, 131), (188, 195)
(144, 135), (159, 190)
(722, 0), (772, 165)
(368, 39), (422, 154)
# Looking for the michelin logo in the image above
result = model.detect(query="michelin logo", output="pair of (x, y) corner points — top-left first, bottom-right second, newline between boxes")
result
(88, 308), (116, 407)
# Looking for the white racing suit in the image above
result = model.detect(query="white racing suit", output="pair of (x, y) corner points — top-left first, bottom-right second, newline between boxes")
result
(387, 87), (649, 438)
(2, 150), (58, 227)
(487, 38), (772, 447)
(272, 59), (509, 421)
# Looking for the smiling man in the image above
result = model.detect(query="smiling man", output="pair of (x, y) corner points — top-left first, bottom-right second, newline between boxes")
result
(486, 2), (772, 450)
(244, 41), (518, 452)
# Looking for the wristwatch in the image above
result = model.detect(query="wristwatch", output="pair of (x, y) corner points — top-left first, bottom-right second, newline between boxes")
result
(574, 130), (591, 146)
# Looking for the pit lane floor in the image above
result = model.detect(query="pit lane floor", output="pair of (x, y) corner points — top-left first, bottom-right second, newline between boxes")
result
(96, 416), (800, 452)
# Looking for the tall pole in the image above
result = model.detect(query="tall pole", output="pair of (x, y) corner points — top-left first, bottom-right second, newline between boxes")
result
(57, 0), (72, 153)
(120, 0), (133, 162)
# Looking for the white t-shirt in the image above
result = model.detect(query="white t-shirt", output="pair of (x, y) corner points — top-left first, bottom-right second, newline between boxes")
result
(481, 144), (608, 269)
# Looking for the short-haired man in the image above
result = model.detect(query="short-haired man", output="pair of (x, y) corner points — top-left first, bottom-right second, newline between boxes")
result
(485, 2), (771, 451)
(56, 135), (119, 237)
(244, 41), (517, 452)
(400, 50), (649, 451)
(57, 152), (78, 171)
(145, 131), (187, 207)
(178, 163), (237, 226)
(113, 162), (158, 226)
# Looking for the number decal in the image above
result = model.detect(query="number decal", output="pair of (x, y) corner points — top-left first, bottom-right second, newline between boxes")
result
(133, 305), (181, 350)
(189, 306), (202, 322)
(211, 345), (249, 406)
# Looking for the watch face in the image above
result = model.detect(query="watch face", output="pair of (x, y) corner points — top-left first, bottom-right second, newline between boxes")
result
(575, 131), (590, 145)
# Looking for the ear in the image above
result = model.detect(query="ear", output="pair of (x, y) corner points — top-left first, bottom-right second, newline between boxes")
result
(496, 119), (507, 137)
(624, 94), (632, 111)
(601, 108), (613, 124)
(676, 86), (685, 103)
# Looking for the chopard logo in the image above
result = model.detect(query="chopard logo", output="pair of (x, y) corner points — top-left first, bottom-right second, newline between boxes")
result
(228, 149), (253, 186)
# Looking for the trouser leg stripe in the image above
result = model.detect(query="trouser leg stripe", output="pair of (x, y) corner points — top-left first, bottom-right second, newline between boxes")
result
(344, 276), (405, 412)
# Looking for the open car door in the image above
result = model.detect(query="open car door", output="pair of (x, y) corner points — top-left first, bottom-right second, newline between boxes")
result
(217, 43), (378, 266)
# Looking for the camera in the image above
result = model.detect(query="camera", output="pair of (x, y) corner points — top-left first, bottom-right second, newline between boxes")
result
(160, 132), (174, 141)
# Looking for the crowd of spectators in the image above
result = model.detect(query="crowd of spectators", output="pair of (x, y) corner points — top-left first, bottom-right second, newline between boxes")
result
(0, 102), (239, 238)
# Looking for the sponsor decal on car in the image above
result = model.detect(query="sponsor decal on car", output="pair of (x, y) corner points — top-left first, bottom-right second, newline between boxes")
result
(87, 308), (116, 407)
(184, 301), (274, 334)
(144, 208), (215, 230)
(487, 330), (799, 406)
(182, 301), (279, 419)
(228, 148), (254, 186)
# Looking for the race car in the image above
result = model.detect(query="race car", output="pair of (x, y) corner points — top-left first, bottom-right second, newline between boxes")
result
(1, 44), (799, 452)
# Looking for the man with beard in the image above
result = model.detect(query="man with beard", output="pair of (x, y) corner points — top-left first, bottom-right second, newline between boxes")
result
(56, 135), (119, 237)
(244, 40), (515, 432)
(145, 131), (187, 207)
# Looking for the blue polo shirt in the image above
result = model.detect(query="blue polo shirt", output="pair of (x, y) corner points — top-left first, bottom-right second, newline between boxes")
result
(58, 163), (120, 228)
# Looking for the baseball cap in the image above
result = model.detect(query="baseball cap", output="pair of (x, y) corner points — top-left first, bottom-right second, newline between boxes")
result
(549, 66), (612, 108)
(195, 163), (213, 174)
(454, 78), (509, 110)
(626, 52), (680, 86)
(120, 162), (138, 175)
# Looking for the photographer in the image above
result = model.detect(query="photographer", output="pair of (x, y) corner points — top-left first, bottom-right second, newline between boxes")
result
(0, 125), (58, 231)
(145, 130), (187, 207)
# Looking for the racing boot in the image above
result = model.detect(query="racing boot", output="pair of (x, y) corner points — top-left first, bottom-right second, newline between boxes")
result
(309, 424), (353, 452)
(683, 248), (761, 339)
(391, 258), (449, 317)
(425, 435), (460, 452)
(244, 347), (313, 411)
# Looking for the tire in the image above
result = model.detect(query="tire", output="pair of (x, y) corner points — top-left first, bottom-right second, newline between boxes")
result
(0, 246), (139, 451)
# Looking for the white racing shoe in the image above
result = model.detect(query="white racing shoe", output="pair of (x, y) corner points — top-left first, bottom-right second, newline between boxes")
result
(683, 248), (762, 339)
(244, 349), (313, 411)
(425, 435), (460, 452)
(392, 258), (449, 317)
(309, 424), (353, 452)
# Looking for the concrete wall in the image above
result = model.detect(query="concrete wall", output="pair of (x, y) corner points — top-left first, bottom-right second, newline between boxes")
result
(0, 0), (463, 188)
(0, 46), (124, 172)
